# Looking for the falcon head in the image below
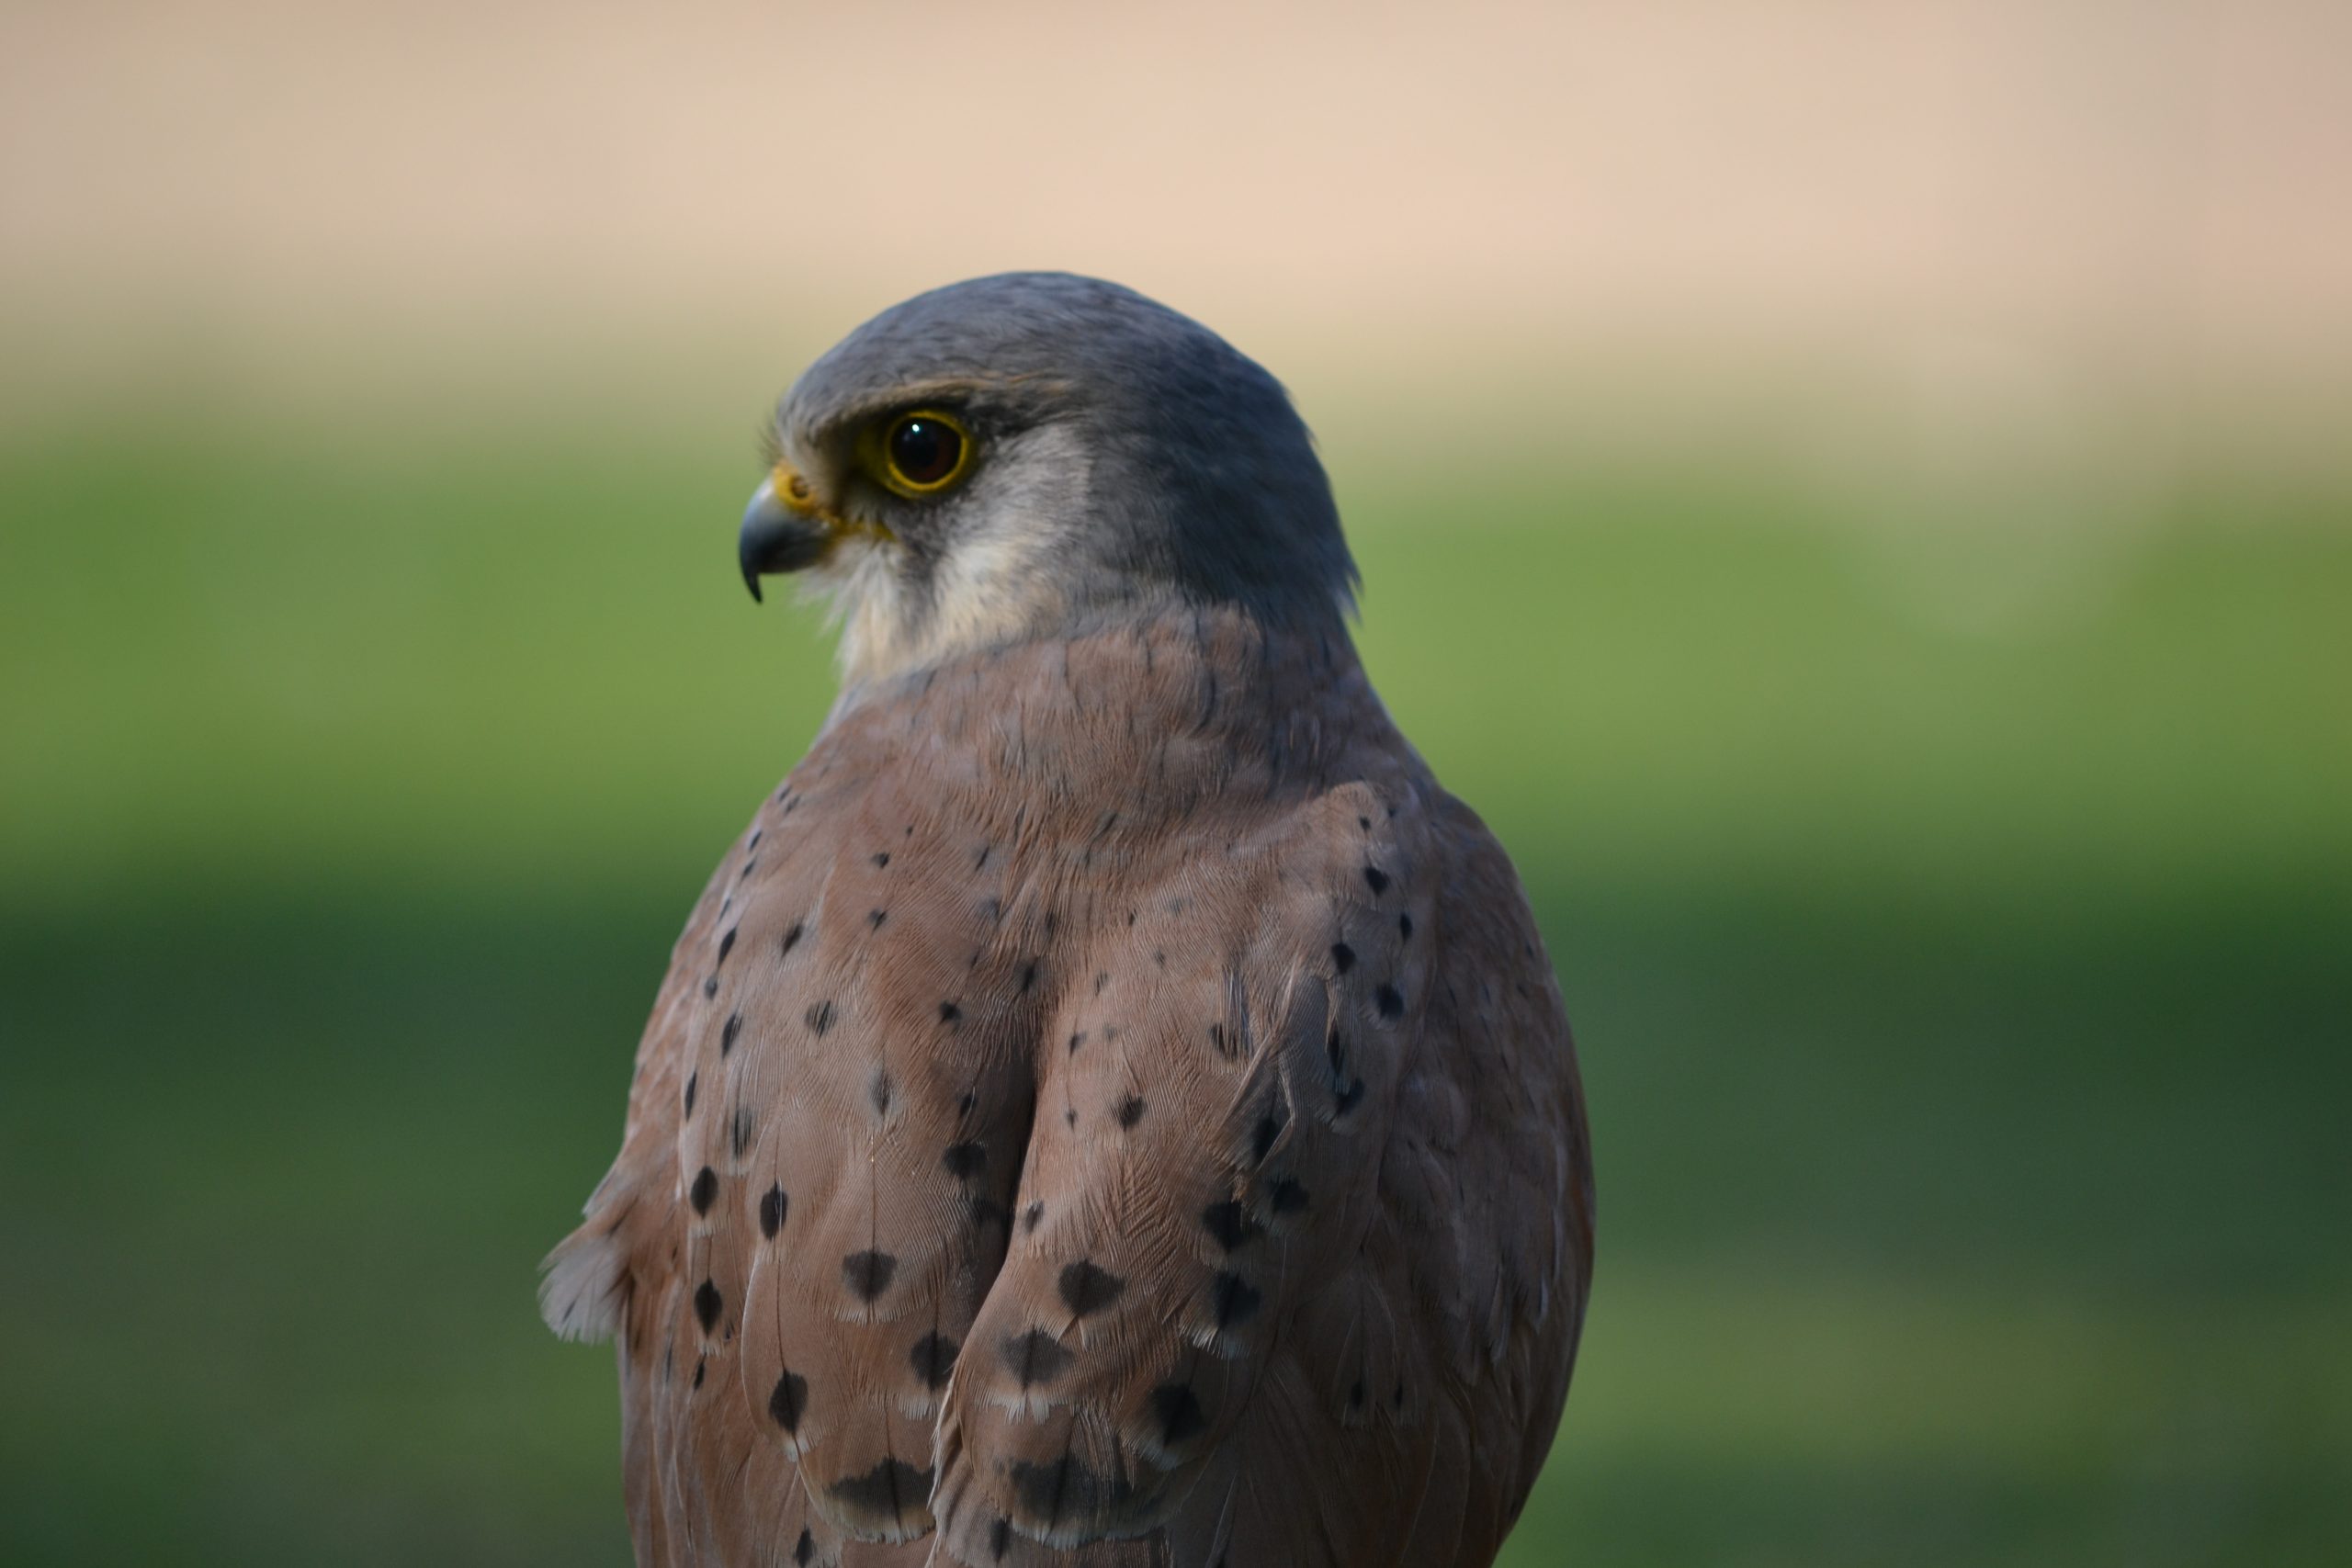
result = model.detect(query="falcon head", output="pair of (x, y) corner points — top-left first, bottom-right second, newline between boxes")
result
(740, 273), (1357, 686)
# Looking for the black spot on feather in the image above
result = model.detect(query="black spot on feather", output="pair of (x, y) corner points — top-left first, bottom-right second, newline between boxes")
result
(1201, 1199), (1261, 1251)
(1331, 941), (1356, 973)
(842, 1249), (898, 1302)
(769, 1371), (808, 1431)
(780, 921), (803, 956)
(823, 1457), (922, 1523)
(806, 999), (835, 1035)
(1115, 1094), (1146, 1129)
(1150, 1382), (1207, 1445)
(1363, 865), (1390, 895)
(721, 1010), (742, 1055)
(1011, 1454), (1134, 1524)
(1058, 1259), (1125, 1317)
(694, 1279), (721, 1334)
(1002, 1329), (1072, 1388)
(1211, 1270), (1261, 1330)
(1251, 1100), (1288, 1162)
(1375, 983), (1405, 1019)
(689, 1166), (718, 1215)
(942, 1142), (988, 1179)
(909, 1331), (959, 1389)
(759, 1183), (787, 1237)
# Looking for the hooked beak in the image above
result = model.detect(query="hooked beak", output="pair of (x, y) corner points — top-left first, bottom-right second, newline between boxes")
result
(738, 469), (834, 603)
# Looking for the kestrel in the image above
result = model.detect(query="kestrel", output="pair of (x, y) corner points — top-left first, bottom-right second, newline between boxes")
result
(542, 273), (1595, 1568)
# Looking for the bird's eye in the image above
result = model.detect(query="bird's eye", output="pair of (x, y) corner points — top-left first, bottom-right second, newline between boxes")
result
(879, 411), (971, 494)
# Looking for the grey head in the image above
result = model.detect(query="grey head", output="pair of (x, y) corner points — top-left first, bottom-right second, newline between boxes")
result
(739, 272), (1357, 686)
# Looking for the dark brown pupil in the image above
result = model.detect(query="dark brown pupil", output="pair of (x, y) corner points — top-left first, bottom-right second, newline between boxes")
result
(888, 417), (961, 486)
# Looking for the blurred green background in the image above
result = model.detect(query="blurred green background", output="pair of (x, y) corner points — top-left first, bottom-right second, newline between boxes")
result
(5, 418), (2346, 1566)
(6, 3), (2350, 1564)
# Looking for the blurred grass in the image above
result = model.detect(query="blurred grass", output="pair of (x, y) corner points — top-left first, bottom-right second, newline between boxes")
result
(1, 412), (2347, 1565)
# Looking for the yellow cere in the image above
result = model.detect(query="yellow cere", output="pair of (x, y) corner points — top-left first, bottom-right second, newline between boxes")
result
(770, 461), (896, 545)
(770, 463), (819, 513)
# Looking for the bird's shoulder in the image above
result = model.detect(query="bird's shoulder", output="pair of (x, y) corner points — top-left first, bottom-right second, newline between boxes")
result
(920, 760), (1592, 1564)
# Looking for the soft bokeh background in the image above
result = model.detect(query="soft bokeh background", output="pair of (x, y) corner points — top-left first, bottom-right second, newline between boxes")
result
(4, 3), (2347, 1564)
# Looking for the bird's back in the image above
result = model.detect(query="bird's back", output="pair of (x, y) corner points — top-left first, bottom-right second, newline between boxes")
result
(544, 608), (1593, 1567)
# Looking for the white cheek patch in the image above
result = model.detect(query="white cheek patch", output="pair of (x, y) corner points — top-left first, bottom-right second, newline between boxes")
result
(925, 529), (1067, 662)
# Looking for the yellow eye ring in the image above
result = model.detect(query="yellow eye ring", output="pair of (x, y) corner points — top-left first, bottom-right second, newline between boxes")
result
(869, 409), (974, 497)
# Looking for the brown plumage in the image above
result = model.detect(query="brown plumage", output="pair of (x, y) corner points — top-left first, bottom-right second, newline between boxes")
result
(542, 275), (1593, 1568)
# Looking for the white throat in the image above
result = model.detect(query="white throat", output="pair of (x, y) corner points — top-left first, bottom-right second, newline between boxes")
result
(806, 526), (1074, 692)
